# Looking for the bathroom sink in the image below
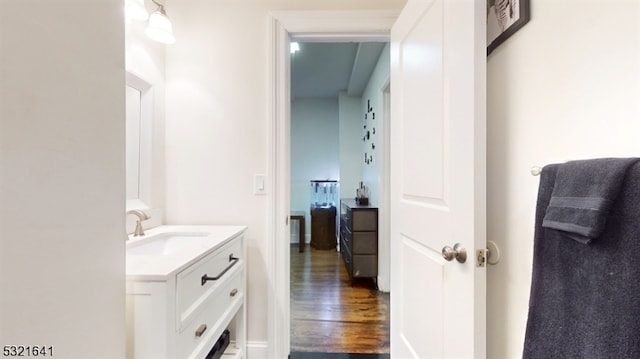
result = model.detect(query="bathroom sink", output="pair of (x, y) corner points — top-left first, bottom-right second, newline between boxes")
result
(126, 225), (247, 280)
(127, 232), (210, 256)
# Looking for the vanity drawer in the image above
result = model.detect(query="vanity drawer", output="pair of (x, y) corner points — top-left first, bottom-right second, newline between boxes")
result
(176, 236), (243, 329)
(177, 267), (244, 359)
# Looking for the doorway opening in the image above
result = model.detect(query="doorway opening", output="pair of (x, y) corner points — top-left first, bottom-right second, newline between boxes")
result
(288, 40), (391, 354)
(266, 10), (399, 358)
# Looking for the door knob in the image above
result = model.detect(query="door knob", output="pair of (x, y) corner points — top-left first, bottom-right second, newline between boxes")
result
(442, 243), (467, 263)
(442, 246), (456, 261)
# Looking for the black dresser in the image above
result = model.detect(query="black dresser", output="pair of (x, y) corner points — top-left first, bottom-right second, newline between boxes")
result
(339, 199), (378, 287)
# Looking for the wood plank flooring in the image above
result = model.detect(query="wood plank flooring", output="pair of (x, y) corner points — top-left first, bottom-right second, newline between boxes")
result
(290, 245), (390, 354)
(290, 353), (390, 359)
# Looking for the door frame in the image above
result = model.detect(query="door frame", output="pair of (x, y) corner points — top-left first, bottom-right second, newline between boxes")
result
(267, 10), (399, 359)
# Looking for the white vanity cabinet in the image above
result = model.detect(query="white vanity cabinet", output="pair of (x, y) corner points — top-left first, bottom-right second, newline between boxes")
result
(126, 226), (247, 359)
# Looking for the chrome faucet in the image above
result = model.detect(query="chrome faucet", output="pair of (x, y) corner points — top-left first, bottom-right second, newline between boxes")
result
(127, 209), (150, 237)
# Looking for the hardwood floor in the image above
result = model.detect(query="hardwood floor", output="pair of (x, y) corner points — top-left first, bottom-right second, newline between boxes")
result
(290, 245), (390, 354)
(290, 353), (390, 359)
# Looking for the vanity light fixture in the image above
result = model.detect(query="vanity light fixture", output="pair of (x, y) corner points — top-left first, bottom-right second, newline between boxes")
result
(125, 0), (149, 21)
(144, 0), (176, 44)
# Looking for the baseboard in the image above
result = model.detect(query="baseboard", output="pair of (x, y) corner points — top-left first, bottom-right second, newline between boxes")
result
(377, 275), (390, 293)
(246, 341), (268, 359)
(289, 238), (310, 244)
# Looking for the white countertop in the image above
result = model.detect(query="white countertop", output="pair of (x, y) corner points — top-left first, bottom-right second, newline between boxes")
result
(126, 225), (247, 281)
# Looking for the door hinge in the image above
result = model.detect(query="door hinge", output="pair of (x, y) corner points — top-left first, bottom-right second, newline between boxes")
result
(476, 248), (487, 267)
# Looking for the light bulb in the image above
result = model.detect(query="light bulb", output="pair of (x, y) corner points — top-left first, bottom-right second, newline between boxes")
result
(145, 7), (176, 44)
(290, 42), (300, 54)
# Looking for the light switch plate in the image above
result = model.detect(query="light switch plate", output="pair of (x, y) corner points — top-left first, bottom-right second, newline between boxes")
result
(254, 174), (266, 195)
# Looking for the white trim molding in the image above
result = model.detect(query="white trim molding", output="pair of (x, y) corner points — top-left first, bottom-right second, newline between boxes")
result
(247, 341), (269, 359)
(266, 10), (399, 359)
(270, 10), (398, 42)
(266, 13), (291, 359)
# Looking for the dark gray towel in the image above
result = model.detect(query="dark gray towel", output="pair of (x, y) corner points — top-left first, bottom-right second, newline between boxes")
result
(523, 161), (640, 359)
(542, 158), (640, 244)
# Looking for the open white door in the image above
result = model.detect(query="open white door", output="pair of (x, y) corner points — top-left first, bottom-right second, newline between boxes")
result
(390, 0), (486, 358)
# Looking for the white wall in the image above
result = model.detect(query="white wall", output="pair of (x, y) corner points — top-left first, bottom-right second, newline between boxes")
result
(339, 92), (364, 203)
(164, 0), (406, 352)
(360, 44), (390, 207)
(290, 98), (340, 243)
(0, 1), (125, 358)
(486, 1), (640, 358)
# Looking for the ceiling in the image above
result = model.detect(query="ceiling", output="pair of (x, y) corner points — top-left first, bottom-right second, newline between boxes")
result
(291, 42), (386, 99)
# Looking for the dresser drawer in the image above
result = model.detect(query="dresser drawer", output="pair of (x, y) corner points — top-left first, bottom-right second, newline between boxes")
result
(340, 225), (351, 244)
(352, 254), (377, 278)
(177, 267), (245, 359)
(351, 210), (377, 231)
(176, 236), (243, 329)
(352, 231), (377, 254)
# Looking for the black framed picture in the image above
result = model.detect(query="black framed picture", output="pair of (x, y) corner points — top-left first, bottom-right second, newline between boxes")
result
(487, 0), (530, 55)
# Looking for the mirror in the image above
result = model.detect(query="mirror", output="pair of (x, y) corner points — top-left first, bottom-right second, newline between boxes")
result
(126, 85), (141, 200)
(125, 72), (152, 209)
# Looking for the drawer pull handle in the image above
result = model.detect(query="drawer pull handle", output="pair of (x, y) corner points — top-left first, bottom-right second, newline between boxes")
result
(195, 324), (207, 337)
(230, 288), (238, 297)
(201, 254), (240, 286)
